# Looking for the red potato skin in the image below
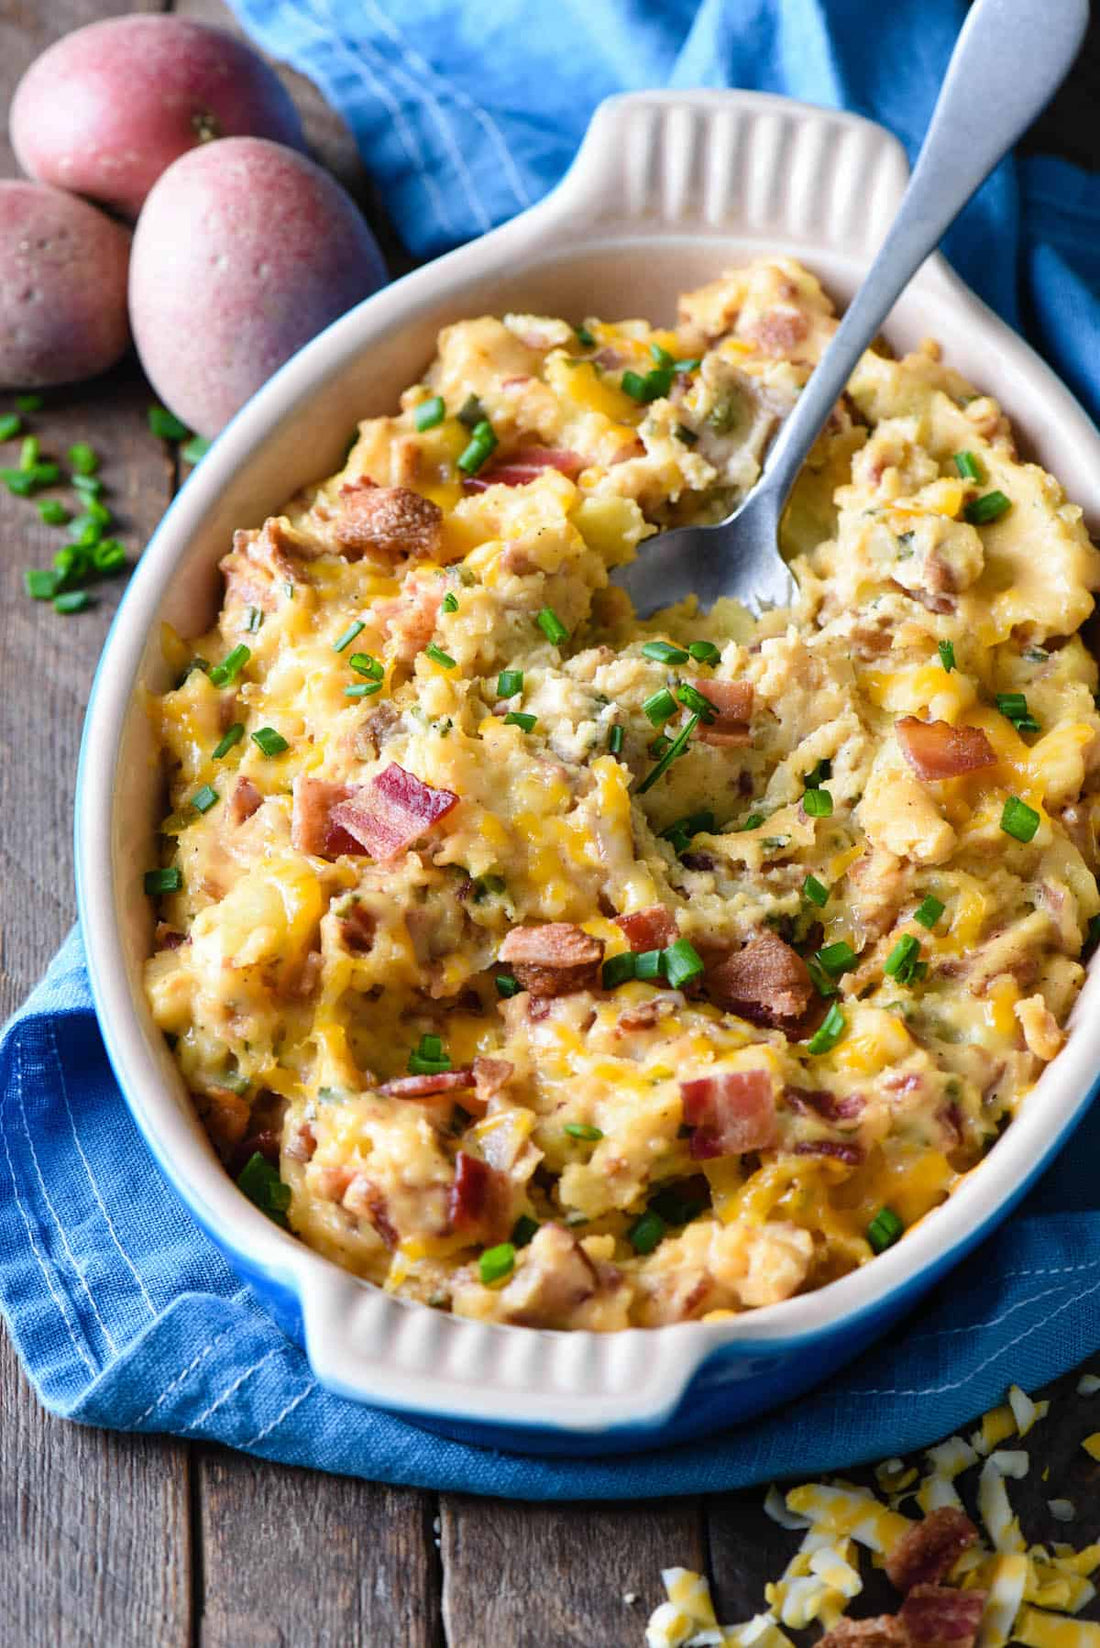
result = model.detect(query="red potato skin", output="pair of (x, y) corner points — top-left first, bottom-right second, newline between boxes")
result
(129, 138), (387, 438)
(10, 16), (306, 221)
(0, 182), (130, 388)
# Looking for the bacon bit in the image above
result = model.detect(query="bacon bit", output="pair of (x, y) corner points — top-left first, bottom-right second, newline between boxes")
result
(463, 446), (585, 493)
(885, 1509), (978, 1593)
(154, 921), (186, 951)
(291, 776), (363, 859)
(681, 851), (717, 872)
(284, 1121), (316, 1164)
(818, 1619), (910, 1648)
(472, 1056), (513, 1113)
(331, 763), (459, 864)
(706, 932), (814, 1028)
(899, 1587), (986, 1648)
(614, 905), (678, 953)
(786, 1087), (864, 1123)
(791, 1139), (864, 1165)
(338, 902), (377, 955)
(219, 518), (307, 615)
(375, 578), (444, 663)
(497, 922), (605, 997)
(228, 776), (262, 826)
(448, 1151), (508, 1242)
(694, 677), (754, 747)
(593, 346), (627, 369)
(331, 479), (443, 561)
(896, 717), (997, 781)
(378, 1067), (476, 1099)
(315, 1164), (355, 1202)
(616, 999), (662, 1033)
(745, 306), (810, 357)
(344, 1174), (400, 1249)
(681, 1068), (777, 1159)
(235, 1128), (280, 1167)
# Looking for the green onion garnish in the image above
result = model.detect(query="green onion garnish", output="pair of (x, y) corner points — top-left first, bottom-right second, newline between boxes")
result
(602, 952), (637, 989)
(181, 436), (212, 465)
(72, 474), (104, 499)
(457, 419), (497, 476)
(564, 1122), (603, 1141)
(676, 682), (717, 721)
(246, 606), (263, 634)
(867, 1206), (904, 1253)
(345, 682), (383, 698)
(497, 669), (524, 697)
(803, 788), (834, 818)
(144, 866), (183, 896)
(442, 591), (459, 613)
(804, 758), (832, 789)
(191, 784), (218, 814)
(964, 490), (1011, 526)
(660, 809), (715, 854)
(608, 725), (624, 755)
(953, 451), (983, 482)
(212, 723), (245, 759)
(511, 1214), (539, 1247)
(537, 609), (570, 650)
(349, 651), (384, 679)
(251, 727), (288, 757)
(53, 589), (90, 614)
(24, 568), (57, 600)
(687, 640), (720, 666)
(456, 394), (485, 429)
(147, 405), (190, 442)
(1, 468), (34, 496)
(333, 620), (365, 653)
(648, 1184), (707, 1226)
(15, 395), (42, 413)
(650, 342), (674, 368)
(803, 874), (829, 908)
(736, 812), (764, 832)
(575, 325), (596, 348)
(208, 644), (250, 688)
(628, 1209), (666, 1255)
(1001, 795), (1040, 843)
(91, 538), (126, 573)
(504, 711), (537, 732)
(0, 413), (21, 442)
(424, 642), (456, 669)
(407, 1033), (451, 1076)
(817, 941), (857, 977)
(478, 1242), (516, 1285)
(884, 933), (922, 982)
(996, 691), (1040, 734)
(495, 974), (521, 998)
(663, 938), (704, 989)
(67, 443), (97, 476)
(807, 1002), (846, 1054)
(938, 640), (956, 673)
(621, 366), (673, 404)
(414, 395), (446, 431)
(20, 435), (40, 471)
(673, 424), (699, 446)
(642, 688), (677, 726)
(236, 1152), (291, 1228)
(634, 949), (664, 980)
(37, 499), (70, 526)
(914, 895), (945, 929)
(642, 640), (689, 665)
(637, 713), (699, 794)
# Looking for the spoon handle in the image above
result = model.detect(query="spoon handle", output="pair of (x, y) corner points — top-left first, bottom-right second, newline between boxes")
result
(752, 0), (1088, 522)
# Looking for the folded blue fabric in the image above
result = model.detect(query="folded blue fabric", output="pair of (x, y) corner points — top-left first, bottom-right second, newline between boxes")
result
(4, 0), (1100, 1497)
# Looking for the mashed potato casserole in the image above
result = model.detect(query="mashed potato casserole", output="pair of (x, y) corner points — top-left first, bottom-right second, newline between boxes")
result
(144, 259), (1100, 1330)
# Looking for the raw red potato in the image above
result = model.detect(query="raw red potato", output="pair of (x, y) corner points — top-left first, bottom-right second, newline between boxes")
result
(10, 16), (306, 220)
(129, 138), (387, 436)
(0, 182), (130, 387)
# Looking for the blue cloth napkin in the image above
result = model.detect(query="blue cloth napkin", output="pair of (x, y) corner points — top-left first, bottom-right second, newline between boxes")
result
(4, 0), (1100, 1497)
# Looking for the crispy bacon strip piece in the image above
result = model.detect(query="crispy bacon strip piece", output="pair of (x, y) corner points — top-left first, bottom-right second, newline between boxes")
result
(228, 776), (262, 826)
(497, 922), (605, 997)
(472, 1057), (514, 1113)
(896, 717), (997, 781)
(378, 1067), (476, 1099)
(463, 446), (585, 492)
(886, 1509), (978, 1593)
(818, 1619), (911, 1648)
(330, 763), (459, 863)
(291, 776), (363, 859)
(706, 932), (814, 1028)
(695, 677), (754, 747)
(900, 1587), (986, 1648)
(681, 1068), (776, 1159)
(331, 479), (442, 561)
(614, 906), (677, 953)
(448, 1151), (509, 1243)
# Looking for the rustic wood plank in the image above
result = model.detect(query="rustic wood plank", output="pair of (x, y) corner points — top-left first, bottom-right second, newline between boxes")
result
(195, 1444), (442, 1647)
(439, 1494), (706, 1648)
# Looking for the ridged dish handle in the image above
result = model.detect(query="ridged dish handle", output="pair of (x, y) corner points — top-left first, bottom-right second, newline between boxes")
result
(299, 1267), (703, 1434)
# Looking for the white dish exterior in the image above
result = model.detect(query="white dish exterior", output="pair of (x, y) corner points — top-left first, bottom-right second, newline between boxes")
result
(77, 91), (1100, 1452)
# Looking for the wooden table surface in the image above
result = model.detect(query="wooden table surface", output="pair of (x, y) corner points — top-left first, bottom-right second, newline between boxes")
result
(2, 5), (1098, 1644)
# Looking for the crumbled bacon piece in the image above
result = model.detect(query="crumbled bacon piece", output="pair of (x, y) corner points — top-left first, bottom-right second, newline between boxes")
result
(291, 776), (362, 859)
(344, 1175), (399, 1249)
(791, 1139), (864, 1165)
(154, 921), (186, 951)
(463, 446), (586, 492)
(614, 906), (677, 953)
(786, 1087), (864, 1123)
(378, 1067), (476, 1099)
(236, 1128), (280, 1167)
(497, 922), (605, 997)
(228, 776), (262, 826)
(695, 677), (754, 747)
(448, 1151), (508, 1242)
(284, 1121), (316, 1164)
(896, 717), (997, 782)
(818, 1618), (911, 1648)
(374, 578), (444, 662)
(330, 763), (459, 863)
(338, 902), (377, 955)
(885, 1509), (978, 1593)
(472, 1056), (513, 1112)
(746, 306), (810, 356)
(681, 1068), (776, 1159)
(218, 517), (307, 616)
(900, 1587), (986, 1648)
(330, 479), (442, 561)
(706, 932), (814, 1028)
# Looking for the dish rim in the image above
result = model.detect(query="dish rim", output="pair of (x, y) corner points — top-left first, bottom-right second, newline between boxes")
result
(75, 87), (1100, 1438)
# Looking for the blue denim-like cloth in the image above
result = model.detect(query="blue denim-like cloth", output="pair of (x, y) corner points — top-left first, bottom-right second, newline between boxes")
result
(4, 0), (1100, 1497)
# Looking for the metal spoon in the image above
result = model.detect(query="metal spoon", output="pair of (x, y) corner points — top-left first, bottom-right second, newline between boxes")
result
(612, 0), (1088, 620)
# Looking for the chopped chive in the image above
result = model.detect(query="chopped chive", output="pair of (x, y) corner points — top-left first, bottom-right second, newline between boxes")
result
(181, 435), (212, 464)
(348, 651), (384, 680)
(496, 973), (521, 998)
(964, 490), (1011, 526)
(803, 874), (829, 908)
(407, 1033), (451, 1076)
(333, 620), (365, 653)
(144, 866), (183, 896)
(953, 451), (983, 482)
(564, 1122), (603, 1141)
(736, 812), (765, 832)
(536, 607), (569, 646)
(456, 394), (485, 429)
(642, 688), (677, 726)
(37, 499), (70, 526)
(92, 539), (126, 573)
(457, 418), (497, 476)
(424, 642), (456, 669)
(497, 668), (524, 697)
(649, 342), (675, 368)
(676, 682), (717, 721)
(346, 681), (383, 698)
(147, 405), (190, 442)
(478, 1242), (516, 1285)
(67, 443), (98, 476)
(53, 589), (90, 614)
(178, 657), (210, 685)
(208, 644), (250, 687)
(1, 468), (35, 497)
(802, 788), (834, 818)
(1001, 795), (1040, 843)
(212, 723), (245, 759)
(996, 692), (1027, 717)
(663, 938), (704, 989)
(190, 783), (218, 814)
(867, 1206), (904, 1253)
(807, 957), (838, 999)
(884, 934), (921, 982)
(673, 424), (699, 446)
(511, 1214), (539, 1247)
(575, 325), (596, 348)
(20, 435), (40, 470)
(602, 952), (637, 989)
(687, 640), (720, 666)
(0, 413), (21, 442)
(628, 1209), (665, 1255)
(660, 809), (714, 854)
(938, 640), (956, 673)
(649, 733), (672, 759)
(817, 941), (857, 977)
(621, 366), (673, 403)
(608, 724), (624, 755)
(673, 358), (701, 373)
(24, 568), (58, 600)
(16, 394), (42, 413)
(237, 1152), (290, 1228)
(246, 605), (264, 633)
(914, 895), (945, 930)
(637, 713), (698, 794)
(72, 474), (104, 499)
(442, 591), (459, 613)
(504, 711), (537, 732)
(414, 395), (446, 431)
(807, 1002), (846, 1054)
(634, 949), (664, 981)
(251, 727), (288, 757)
(804, 758), (832, 790)
(649, 1183), (707, 1226)
(642, 640), (689, 665)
